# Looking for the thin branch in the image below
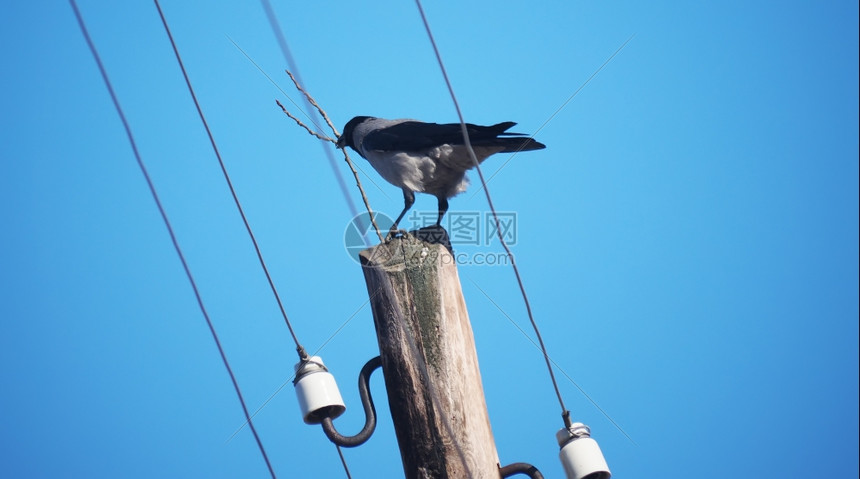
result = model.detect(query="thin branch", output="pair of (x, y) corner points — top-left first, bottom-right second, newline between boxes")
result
(285, 69), (339, 136)
(277, 72), (383, 242)
(339, 148), (385, 241)
(276, 100), (334, 142)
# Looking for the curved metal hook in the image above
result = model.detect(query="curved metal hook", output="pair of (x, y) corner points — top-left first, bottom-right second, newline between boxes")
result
(500, 462), (544, 479)
(320, 356), (382, 447)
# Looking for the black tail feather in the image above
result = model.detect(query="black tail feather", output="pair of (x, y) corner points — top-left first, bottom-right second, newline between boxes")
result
(472, 136), (546, 153)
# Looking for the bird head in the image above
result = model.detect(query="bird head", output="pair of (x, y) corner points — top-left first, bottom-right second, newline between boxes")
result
(337, 116), (373, 150)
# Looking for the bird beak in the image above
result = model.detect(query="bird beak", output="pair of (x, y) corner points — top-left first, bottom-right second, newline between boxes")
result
(335, 135), (346, 149)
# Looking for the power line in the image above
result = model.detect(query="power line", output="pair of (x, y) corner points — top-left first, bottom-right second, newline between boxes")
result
(69, 2), (277, 477)
(152, 0), (307, 359)
(335, 446), (353, 479)
(257, 4), (368, 477)
(413, 0), (571, 420)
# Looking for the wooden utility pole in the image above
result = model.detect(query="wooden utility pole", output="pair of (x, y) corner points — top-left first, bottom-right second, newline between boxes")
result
(359, 232), (501, 479)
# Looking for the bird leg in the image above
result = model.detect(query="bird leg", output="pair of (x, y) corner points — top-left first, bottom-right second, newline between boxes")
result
(436, 197), (449, 227)
(387, 189), (415, 240)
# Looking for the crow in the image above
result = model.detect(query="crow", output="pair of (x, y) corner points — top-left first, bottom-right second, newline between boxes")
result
(336, 116), (545, 238)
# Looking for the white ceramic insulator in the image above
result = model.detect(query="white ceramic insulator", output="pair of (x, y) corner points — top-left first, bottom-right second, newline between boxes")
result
(293, 356), (346, 424)
(557, 431), (611, 479)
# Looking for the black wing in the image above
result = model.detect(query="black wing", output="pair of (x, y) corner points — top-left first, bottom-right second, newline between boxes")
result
(363, 121), (543, 152)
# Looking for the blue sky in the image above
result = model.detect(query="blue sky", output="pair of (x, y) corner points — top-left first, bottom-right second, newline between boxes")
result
(1, 1), (857, 477)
